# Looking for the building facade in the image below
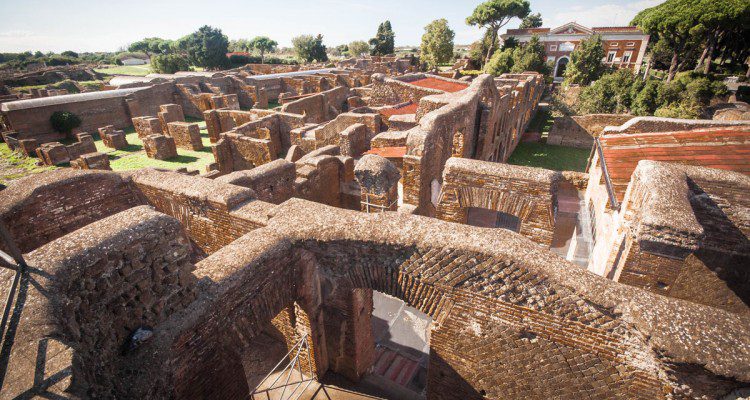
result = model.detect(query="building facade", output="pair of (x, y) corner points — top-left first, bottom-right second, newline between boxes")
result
(502, 22), (650, 80)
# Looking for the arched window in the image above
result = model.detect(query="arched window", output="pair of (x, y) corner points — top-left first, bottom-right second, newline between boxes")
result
(467, 207), (521, 232)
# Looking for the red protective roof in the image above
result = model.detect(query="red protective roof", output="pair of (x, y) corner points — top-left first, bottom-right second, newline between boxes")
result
(600, 127), (750, 201)
(409, 78), (468, 93)
(379, 102), (418, 117)
(365, 146), (407, 159)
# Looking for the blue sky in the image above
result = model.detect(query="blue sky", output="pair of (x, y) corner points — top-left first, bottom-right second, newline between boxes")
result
(0, 0), (663, 53)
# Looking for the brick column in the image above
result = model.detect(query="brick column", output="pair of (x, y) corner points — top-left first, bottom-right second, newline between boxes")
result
(323, 288), (375, 382)
(354, 154), (401, 213)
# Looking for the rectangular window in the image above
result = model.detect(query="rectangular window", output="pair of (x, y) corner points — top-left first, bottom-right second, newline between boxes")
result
(626, 42), (635, 47)
(622, 51), (632, 64)
(607, 51), (617, 63)
(549, 45), (557, 51)
(610, 42), (619, 47)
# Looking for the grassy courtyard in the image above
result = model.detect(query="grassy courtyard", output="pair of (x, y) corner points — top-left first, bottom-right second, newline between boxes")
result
(95, 64), (153, 76)
(93, 119), (214, 171)
(507, 142), (591, 172)
(0, 143), (56, 186)
(0, 119), (215, 186)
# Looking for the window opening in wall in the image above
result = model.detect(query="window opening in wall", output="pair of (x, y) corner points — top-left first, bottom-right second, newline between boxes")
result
(467, 207), (521, 232)
(367, 291), (431, 399)
(622, 51), (632, 64)
(549, 45), (557, 51)
(607, 51), (617, 63)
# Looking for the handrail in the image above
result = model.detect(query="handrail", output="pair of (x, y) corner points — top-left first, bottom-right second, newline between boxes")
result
(595, 138), (620, 211)
(0, 222), (26, 390)
(250, 334), (315, 400)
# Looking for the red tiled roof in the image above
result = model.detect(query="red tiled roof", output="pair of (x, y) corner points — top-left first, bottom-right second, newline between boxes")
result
(365, 146), (407, 159)
(600, 127), (750, 201)
(409, 77), (468, 93)
(379, 102), (418, 117)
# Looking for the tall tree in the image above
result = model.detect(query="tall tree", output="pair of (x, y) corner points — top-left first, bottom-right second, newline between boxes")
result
(632, 0), (699, 81)
(177, 26), (229, 70)
(468, 29), (499, 69)
(519, 12), (542, 29)
(129, 37), (172, 58)
(466, 0), (530, 66)
(563, 34), (605, 85)
(229, 39), (252, 52)
(292, 34), (328, 63)
(369, 21), (395, 56)
(348, 41), (370, 57)
(249, 36), (278, 63)
(510, 35), (549, 74)
(420, 19), (456, 69)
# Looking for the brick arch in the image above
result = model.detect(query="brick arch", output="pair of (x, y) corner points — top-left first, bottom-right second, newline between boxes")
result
(119, 203), (749, 400)
(435, 158), (558, 247)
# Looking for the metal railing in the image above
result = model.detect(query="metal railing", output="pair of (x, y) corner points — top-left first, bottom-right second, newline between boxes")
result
(595, 138), (621, 211)
(250, 334), (315, 400)
(0, 222), (27, 390)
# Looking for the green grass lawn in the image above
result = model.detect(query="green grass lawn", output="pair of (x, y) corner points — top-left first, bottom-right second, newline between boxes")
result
(0, 120), (215, 186)
(507, 142), (591, 172)
(0, 143), (56, 186)
(527, 107), (555, 138)
(93, 121), (215, 172)
(95, 64), (153, 76)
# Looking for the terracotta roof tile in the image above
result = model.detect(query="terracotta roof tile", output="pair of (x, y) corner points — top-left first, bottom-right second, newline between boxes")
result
(379, 102), (418, 117)
(600, 127), (750, 200)
(409, 77), (468, 93)
(364, 146), (407, 159)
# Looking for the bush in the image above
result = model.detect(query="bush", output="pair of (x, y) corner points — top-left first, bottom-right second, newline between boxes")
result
(484, 48), (514, 76)
(576, 69), (637, 114)
(50, 111), (81, 134)
(228, 54), (298, 66)
(46, 55), (79, 66)
(151, 54), (190, 74)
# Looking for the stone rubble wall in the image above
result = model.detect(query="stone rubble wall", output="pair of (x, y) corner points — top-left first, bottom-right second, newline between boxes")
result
(604, 161), (750, 315)
(215, 159), (296, 204)
(21, 206), (197, 398)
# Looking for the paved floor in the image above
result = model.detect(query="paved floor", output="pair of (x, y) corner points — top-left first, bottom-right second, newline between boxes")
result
(550, 180), (591, 266)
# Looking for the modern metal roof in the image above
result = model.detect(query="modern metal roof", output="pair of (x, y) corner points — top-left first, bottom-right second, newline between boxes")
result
(0, 87), (143, 112)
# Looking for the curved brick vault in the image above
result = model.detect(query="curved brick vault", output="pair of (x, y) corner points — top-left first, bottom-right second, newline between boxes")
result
(1, 170), (749, 399)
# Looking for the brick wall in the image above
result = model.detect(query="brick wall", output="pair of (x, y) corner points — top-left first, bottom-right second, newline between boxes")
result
(130, 169), (266, 254)
(0, 169), (142, 253)
(23, 206), (196, 397)
(436, 158), (559, 247)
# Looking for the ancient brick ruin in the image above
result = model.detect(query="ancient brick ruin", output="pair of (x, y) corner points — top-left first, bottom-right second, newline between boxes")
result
(0, 61), (748, 399)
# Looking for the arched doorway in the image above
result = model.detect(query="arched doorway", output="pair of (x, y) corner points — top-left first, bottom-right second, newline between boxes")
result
(554, 57), (570, 78)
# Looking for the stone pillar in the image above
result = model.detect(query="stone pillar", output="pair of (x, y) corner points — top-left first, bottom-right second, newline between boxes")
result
(354, 154), (401, 213)
(323, 288), (375, 382)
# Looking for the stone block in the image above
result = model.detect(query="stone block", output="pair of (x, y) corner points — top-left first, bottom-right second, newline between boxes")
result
(36, 142), (70, 165)
(167, 122), (203, 151)
(71, 152), (111, 170)
(18, 139), (39, 157)
(143, 134), (178, 160)
(158, 104), (185, 133)
(132, 116), (162, 138)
